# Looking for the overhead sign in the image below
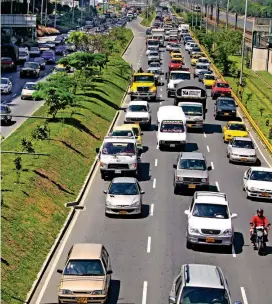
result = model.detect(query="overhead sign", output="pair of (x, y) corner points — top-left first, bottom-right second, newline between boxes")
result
(181, 89), (201, 98)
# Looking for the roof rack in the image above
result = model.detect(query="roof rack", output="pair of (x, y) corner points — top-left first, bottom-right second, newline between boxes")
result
(185, 264), (190, 284)
(195, 192), (227, 200)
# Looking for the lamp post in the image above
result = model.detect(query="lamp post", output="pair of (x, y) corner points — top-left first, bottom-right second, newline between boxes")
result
(54, 0), (57, 28)
(72, 0), (75, 24)
(41, 0), (44, 25)
(226, 0), (230, 30)
(239, 0), (248, 87)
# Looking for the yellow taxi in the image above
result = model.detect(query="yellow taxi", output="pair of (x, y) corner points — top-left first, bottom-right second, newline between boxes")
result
(191, 53), (203, 66)
(203, 74), (216, 88)
(171, 53), (183, 60)
(171, 50), (182, 57)
(223, 121), (249, 143)
(111, 124), (143, 150)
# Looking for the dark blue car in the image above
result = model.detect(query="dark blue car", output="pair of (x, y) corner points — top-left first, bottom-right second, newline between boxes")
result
(41, 50), (55, 63)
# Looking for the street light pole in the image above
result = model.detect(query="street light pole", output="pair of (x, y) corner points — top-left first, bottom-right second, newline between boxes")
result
(72, 0), (75, 24)
(27, 0), (30, 14)
(54, 0), (57, 28)
(200, 0), (204, 30)
(239, 0), (248, 86)
(226, 0), (230, 30)
(41, 0), (44, 25)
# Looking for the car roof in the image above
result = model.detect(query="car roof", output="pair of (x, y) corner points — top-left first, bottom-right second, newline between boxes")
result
(1, 77), (9, 80)
(179, 102), (203, 106)
(69, 243), (103, 260)
(171, 71), (190, 74)
(134, 73), (154, 76)
(216, 80), (228, 84)
(194, 192), (228, 205)
(25, 82), (36, 85)
(1, 57), (12, 60)
(228, 121), (245, 125)
(180, 152), (205, 160)
(250, 166), (272, 172)
(233, 136), (252, 141)
(129, 100), (148, 106)
(184, 264), (224, 289)
(112, 177), (137, 183)
(217, 97), (234, 101)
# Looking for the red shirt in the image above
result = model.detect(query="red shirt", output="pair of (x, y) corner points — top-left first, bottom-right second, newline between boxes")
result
(251, 215), (269, 227)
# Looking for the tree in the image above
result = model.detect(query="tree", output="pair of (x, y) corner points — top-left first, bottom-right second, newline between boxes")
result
(14, 157), (22, 184)
(21, 138), (35, 154)
(32, 123), (50, 141)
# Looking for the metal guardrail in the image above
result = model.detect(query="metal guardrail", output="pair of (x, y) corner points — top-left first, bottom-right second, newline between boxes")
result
(1, 14), (37, 27)
(190, 30), (272, 154)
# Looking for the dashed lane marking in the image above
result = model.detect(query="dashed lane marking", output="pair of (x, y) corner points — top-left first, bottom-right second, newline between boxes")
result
(150, 204), (154, 216)
(215, 181), (220, 191)
(155, 159), (158, 166)
(142, 281), (148, 304)
(211, 161), (214, 169)
(147, 237), (151, 253)
(153, 178), (156, 188)
(206, 145), (210, 152)
(240, 287), (249, 304)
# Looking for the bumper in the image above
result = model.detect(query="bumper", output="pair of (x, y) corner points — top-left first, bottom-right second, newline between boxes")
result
(1, 115), (12, 121)
(216, 112), (236, 118)
(213, 92), (232, 98)
(21, 94), (34, 99)
(187, 232), (233, 246)
(124, 119), (150, 125)
(175, 181), (209, 190)
(100, 168), (137, 176)
(167, 89), (176, 96)
(229, 155), (257, 163)
(58, 295), (107, 304)
(20, 72), (38, 77)
(246, 190), (272, 200)
(159, 141), (186, 148)
(1, 88), (10, 94)
(105, 206), (141, 215)
(131, 92), (156, 100)
(186, 121), (203, 129)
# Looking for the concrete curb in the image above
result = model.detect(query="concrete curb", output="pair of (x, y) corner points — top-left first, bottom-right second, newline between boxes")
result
(190, 30), (272, 155)
(25, 32), (134, 304)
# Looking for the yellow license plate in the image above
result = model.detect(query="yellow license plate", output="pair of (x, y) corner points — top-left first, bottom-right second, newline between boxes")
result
(188, 184), (196, 189)
(119, 211), (127, 214)
(77, 298), (87, 304)
(187, 124), (192, 127)
(241, 158), (247, 161)
(206, 237), (215, 243)
(262, 193), (269, 197)
(224, 113), (229, 116)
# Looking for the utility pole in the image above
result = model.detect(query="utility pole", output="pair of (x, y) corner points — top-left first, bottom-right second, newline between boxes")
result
(200, 0), (204, 30)
(10, 0), (13, 14)
(41, 0), (44, 25)
(54, 0), (57, 28)
(81, 0), (83, 26)
(205, 3), (208, 33)
(226, 0), (230, 30)
(239, 0), (248, 86)
(33, 0), (35, 14)
(45, 0), (48, 26)
(72, 0), (75, 24)
(27, 0), (30, 14)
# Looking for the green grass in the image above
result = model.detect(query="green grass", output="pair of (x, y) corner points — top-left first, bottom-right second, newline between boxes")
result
(1, 51), (132, 303)
(256, 71), (272, 88)
(140, 11), (155, 27)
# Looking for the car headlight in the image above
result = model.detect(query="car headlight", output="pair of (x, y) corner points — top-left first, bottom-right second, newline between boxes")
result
(201, 178), (208, 182)
(92, 290), (105, 295)
(100, 162), (107, 168)
(106, 201), (114, 207)
(131, 201), (140, 207)
(223, 229), (232, 236)
(149, 86), (156, 92)
(249, 187), (259, 192)
(129, 163), (137, 169)
(59, 289), (73, 295)
(189, 227), (200, 234)
(232, 110), (236, 112)
(176, 176), (183, 181)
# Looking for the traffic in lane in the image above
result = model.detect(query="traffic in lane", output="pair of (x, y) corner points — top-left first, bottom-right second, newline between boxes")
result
(30, 16), (271, 304)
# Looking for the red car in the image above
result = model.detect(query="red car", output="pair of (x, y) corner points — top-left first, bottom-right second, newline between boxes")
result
(1, 57), (16, 71)
(169, 59), (183, 71)
(169, 38), (179, 44)
(211, 81), (232, 100)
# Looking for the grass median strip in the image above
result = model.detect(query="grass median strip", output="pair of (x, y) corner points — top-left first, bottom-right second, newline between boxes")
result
(1, 50), (132, 303)
(140, 10), (155, 27)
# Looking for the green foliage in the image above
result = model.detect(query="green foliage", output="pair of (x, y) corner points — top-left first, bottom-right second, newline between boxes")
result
(21, 138), (35, 154)
(13, 156), (22, 183)
(32, 123), (50, 141)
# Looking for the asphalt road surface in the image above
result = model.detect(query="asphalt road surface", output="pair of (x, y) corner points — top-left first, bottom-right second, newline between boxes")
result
(30, 19), (272, 304)
(1, 36), (61, 139)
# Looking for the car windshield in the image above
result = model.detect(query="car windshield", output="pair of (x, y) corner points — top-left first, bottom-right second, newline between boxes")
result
(102, 142), (135, 155)
(228, 124), (246, 131)
(232, 140), (254, 149)
(192, 203), (229, 219)
(149, 52), (159, 56)
(160, 121), (184, 133)
(204, 75), (215, 80)
(217, 83), (230, 88)
(148, 40), (159, 46)
(1, 106), (9, 113)
(171, 73), (190, 80)
(150, 62), (160, 67)
(1, 79), (8, 84)
(179, 159), (206, 170)
(112, 130), (134, 137)
(180, 286), (230, 304)
(31, 47), (39, 51)
(55, 67), (66, 72)
(134, 75), (154, 82)
(23, 83), (36, 90)
(149, 69), (160, 74)
(171, 44), (179, 47)
(180, 105), (202, 115)
(109, 182), (139, 195)
(24, 62), (38, 69)
(250, 171), (272, 182)
(199, 70), (211, 76)
(34, 58), (44, 63)
(63, 259), (104, 276)
(218, 99), (235, 107)
(128, 105), (147, 112)
(198, 58), (208, 63)
(19, 52), (27, 57)
(171, 60), (182, 64)
(148, 47), (156, 51)
(43, 51), (53, 56)
(196, 65), (207, 70)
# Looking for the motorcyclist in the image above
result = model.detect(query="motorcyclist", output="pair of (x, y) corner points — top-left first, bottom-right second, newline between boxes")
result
(250, 208), (270, 246)
(138, 67), (144, 73)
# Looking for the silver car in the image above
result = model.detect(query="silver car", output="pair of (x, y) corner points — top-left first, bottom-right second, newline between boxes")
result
(147, 67), (163, 84)
(194, 64), (210, 77)
(104, 177), (145, 216)
(148, 51), (160, 63)
(227, 137), (257, 164)
(173, 152), (211, 194)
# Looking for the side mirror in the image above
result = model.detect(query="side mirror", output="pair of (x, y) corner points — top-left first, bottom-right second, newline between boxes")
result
(236, 104), (238, 107)
(169, 296), (176, 304)
(96, 147), (100, 153)
(184, 210), (190, 216)
(103, 190), (108, 194)
(173, 164), (177, 169)
(231, 213), (238, 219)
(208, 166), (212, 171)
(140, 190), (145, 194)
(141, 132), (143, 135)
(57, 269), (63, 274)
(255, 147), (258, 150)
(107, 270), (113, 275)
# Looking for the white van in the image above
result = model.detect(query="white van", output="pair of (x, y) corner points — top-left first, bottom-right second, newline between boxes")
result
(156, 106), (187, 150)
(178, 24), (189, 33)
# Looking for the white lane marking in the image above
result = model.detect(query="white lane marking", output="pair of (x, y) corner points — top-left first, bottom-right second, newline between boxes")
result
(156, 143), (159, 149)
(150, 204), (154, 216)
(147, 236), (151, 253)
(155, 159), (158, 166)
(203, 132), (207, 138)
(153, 178), (156, 188)
(160, 88), (163, 91)
(160, 101), (162, 105)
(12, 94), (16, 98)
(215, 181), (220, 191)
(232, 245), (236, 258)
(142, 281), (148, 304)
(211, 161), (214, 169)
(206, 145), (210, 152)
(35, 164), (100, 303)
(240, 287), (249, 304)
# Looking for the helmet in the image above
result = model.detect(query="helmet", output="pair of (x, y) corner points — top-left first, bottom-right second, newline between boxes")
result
(257, 208), (264, 216)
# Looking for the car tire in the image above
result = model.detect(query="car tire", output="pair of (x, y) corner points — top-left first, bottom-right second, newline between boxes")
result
(101, 172), (106, 180)
(174, 184), (179, 194)
(186, 240), (192, 249)
(225, 244), (233, 254)
(229, 158), (232, 164)
(167, 91), (171, 97)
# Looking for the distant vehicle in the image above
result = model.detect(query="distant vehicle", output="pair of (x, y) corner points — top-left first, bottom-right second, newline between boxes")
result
(29, 47), (40, 57)
(1, 104), (12, 124)
(21, 82), (37, 100)
(1, 77), (12, 94)
(41, 51), (56, 63)
(1, 44), (19, 66)
(18, 48), (30, 63)
(20, 62), (40, 78)
(33, 57), (46, 70)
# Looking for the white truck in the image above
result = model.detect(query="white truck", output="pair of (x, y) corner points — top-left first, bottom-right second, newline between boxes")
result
(178, 102), (205, 129)
(166, 70), (191, 97)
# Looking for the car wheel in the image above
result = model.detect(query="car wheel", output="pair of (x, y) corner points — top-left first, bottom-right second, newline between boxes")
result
(186, 240), (192, 249)
(229, 158), (232, 164)
(214, 114), (218, 120)
(101, 172), (106, 180)
(174, 184), (179, 194)
(225, 244), (233, 254)
(167, 91), (171, 97)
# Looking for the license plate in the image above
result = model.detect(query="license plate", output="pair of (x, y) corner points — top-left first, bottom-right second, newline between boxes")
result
(187, 124), (192, 127)
(119, 211), (127, 214)
(188, 184), (196, 189)
(262, 193), (269, 197)
(115, 170), (121, 174)
(241, 158), (247, 161)
(224, 113), (229, 116)
(206, 237), (215, 243)
(170, 144), (175, 147)
(77, 298), (87, 304)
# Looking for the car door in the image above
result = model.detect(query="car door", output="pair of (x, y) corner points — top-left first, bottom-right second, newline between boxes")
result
(102, 247), (111, 291)
(243, 168), (251, 188)
(227, 139), (233, 155)
(169, 269), (183, 303)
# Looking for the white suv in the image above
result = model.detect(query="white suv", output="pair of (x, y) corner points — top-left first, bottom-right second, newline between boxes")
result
(184, 192), (237, 251)
(124, 100), (151, 129)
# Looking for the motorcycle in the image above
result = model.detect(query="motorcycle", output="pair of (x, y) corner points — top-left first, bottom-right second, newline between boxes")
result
(252, 225), (270, 255)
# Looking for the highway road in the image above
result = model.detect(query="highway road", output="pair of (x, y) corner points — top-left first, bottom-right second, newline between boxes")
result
(1, 36), (61, 139)
(30, 19), (272, 304)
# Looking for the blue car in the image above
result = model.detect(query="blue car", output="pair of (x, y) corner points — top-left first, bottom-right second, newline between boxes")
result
(41, 50), (55, 63)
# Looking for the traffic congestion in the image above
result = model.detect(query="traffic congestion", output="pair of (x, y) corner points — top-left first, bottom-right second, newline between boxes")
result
(2, 2), (272, 304)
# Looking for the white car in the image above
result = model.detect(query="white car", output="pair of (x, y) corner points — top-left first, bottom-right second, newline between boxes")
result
(1, 77), (12, 94)
(146, 46), (157, 56)
(243, 167), (272, 200)
(185, 42), (198, 52)
(19, 48), (30, 62)
(166, 71), (191, 97)
(196, 57), (210, 68)
(21, 82), (37, 100)
(124, 100), (151, 129)
(29, 47), (41, 57)
(227, 137), (257, 164)
(185, 192), (237, 251)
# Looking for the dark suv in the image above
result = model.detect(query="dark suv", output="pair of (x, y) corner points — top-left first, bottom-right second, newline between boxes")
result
(214, 97), (237, 119)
